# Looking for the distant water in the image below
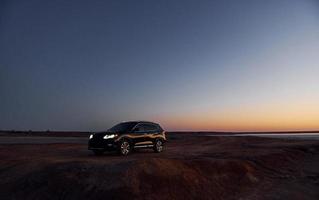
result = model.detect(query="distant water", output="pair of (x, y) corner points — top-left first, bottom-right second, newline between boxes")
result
(208, 133), (319, 140)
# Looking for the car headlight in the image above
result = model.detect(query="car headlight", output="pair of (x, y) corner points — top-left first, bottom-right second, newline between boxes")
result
(89, 134), (93, 139)
(103, 134), (117, 139)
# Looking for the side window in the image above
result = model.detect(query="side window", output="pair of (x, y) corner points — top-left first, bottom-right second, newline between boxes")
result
(144, 124), (158, 132)
(133, 124), (146, 133)
(133, 123), (160, 133)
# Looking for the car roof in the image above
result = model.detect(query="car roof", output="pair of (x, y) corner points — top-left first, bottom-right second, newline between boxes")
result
(122, 120), (159, 125)
(120, 121), (163, 131)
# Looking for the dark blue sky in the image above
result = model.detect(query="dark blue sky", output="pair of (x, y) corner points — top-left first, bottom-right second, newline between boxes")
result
(1, 0), (318, 131)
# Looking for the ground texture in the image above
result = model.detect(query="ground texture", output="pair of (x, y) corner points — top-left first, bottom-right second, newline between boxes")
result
(0, 134), (319, 200)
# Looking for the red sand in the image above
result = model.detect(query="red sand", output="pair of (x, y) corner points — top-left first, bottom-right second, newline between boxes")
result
(0, 134), (318, 199)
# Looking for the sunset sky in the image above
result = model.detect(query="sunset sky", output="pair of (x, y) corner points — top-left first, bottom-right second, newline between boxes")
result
(1, 0), (319, 131)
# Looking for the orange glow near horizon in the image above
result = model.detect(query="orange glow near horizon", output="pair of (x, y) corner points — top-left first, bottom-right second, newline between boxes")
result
(158, 100), (319, 132)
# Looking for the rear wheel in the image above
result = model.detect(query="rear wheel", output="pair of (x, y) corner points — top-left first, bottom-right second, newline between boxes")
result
(119, 140), (131, 156)
(153, 139), (164, 153)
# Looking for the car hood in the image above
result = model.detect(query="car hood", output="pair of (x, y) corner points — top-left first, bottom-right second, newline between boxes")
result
(93, 131), (120, 136)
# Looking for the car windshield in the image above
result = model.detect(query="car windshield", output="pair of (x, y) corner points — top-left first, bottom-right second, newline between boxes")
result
(107, 122), (137, 133)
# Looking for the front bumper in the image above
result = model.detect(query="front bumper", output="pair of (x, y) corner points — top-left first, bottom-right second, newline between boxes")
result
(88, 138), (118, 151)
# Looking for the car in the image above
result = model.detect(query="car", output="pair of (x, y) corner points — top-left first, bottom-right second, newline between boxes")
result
(88, 121), (166, 156)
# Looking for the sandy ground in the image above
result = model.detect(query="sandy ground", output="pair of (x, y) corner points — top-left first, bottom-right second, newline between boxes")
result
(0, 133), (319, 200)
(0, 136), (87, 144)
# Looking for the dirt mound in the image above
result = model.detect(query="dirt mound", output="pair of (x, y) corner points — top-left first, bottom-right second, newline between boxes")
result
(1, 158), (260, 200)
(123, 158), (259, 200)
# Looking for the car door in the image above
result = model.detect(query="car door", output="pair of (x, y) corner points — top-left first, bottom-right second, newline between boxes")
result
(132, 123), (149, 146)
(143, 123), (158, 143)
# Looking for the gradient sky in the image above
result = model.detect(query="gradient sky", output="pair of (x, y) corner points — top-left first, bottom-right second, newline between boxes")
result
(1, 0), (319, 131)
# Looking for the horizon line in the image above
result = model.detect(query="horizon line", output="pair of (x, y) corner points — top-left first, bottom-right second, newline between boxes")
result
(1, 129), (319, 134)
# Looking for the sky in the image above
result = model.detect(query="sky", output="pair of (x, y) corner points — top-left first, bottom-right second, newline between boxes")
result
(1, 0), (319, 132)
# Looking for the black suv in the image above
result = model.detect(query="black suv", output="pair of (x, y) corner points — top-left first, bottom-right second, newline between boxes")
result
(88, 121), (166, 155)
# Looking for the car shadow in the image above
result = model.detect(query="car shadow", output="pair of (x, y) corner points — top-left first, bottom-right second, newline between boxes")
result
(87, 148), (156, 157)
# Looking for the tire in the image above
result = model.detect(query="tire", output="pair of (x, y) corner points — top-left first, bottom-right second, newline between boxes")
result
(153, 139), (164, 153)
(118, 139), (131, 156)
(93, 150), (104, 156)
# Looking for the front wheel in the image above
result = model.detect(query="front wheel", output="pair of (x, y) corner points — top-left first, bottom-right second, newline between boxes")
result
(118, 140), (131, 156)
(153, 139), (164, 153)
